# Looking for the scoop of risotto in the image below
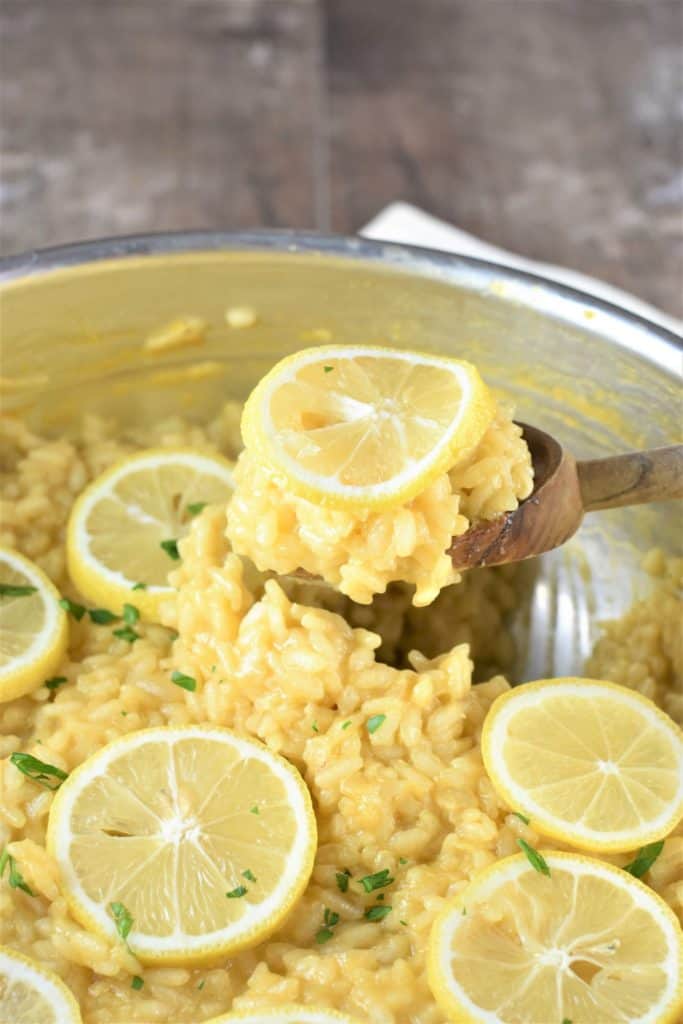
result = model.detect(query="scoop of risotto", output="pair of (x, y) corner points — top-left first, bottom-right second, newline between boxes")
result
(227, 406), (533, 606)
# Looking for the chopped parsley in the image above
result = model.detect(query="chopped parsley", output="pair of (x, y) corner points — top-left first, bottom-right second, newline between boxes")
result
(187, 502), (208, 517)
(109, 901), (133, 942)
(399, 919), (408, 926)
(517, 839), (551, 876)
(58, 597), (86, 621)
(123, 603), (140, 625)
(171, 670), (196, 692)
(226, 885), (248, 899)
(9, 752), (68, 790)
(311, 721), (319, 733)
(323, 365), (334, 373)
(45, 676), (68, 691)
(131, 976), (144, 991)
(398, 857), (408, 865)
(132, 582), (147, 591)
(512, 811), (530, 825)
(358, 868), (394, 893)
(113, 625), (140, 643)
(315, 906), (340, 943)
(623, 841), (665, 878)
(341, 720), (351, 730)
(197, 980), (205, 991)
(250, 805), (259, 815)
(242, 869), (257, 882)
(0, 848), (35, 896)
(364, 904), (392, 922)
(88, 608), (118, 624)
(0, 583), (37, 597)
(335, 870), (351, 893)
(366, 714), (386, 735)
(160, 538), (180, 561)
(562, 1019), (573, 1024)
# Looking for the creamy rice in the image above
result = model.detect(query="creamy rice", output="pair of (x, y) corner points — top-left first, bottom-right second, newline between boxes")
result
(0, 406), (681, 1024)
(226, 410), (533, 607)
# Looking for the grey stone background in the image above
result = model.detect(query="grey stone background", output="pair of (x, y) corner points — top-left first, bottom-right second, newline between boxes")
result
(1, 0), (681, 316)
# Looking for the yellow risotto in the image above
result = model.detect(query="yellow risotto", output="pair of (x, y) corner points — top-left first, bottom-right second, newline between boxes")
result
(0, 398), (681, 1024)
(227, 410), (533, 607)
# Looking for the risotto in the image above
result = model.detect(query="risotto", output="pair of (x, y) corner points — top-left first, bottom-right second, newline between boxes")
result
(0, 395), (681, 1024)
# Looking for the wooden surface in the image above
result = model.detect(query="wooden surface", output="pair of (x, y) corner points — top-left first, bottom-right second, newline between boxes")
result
(1, 0), (681, 317)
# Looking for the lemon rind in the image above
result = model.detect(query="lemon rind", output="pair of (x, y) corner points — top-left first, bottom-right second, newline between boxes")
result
(242, 345), (496, 510)
(47, 724), (317, 966)
(0, 944), (82, 1024)
(427, 851), (683, 1024)
(66, 448), (234, 621)
(481, 677), (683, 853)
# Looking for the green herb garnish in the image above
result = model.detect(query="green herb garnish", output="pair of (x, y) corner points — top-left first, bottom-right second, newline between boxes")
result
(58, 597), (86, 621)
(250, 805), (259, 815)
(226, 885), (248, 899)
(323, 907), (340, 927)
(197, 980), (205, 990)
(171, 670), (196, 692)
(0, 583), (37, 597)
(341, 720), (351, 730)
(9, 752), (68, 790)
(517, 838), (551, 876)
(0, 849), (35, 896)
(512, 811), (530, 825)
(187, 502), (208, 517)
(366, 714), (386, 735)
(311, 721), (319, 732)
(398, 857), (408, 865)
(109, 901), (133, 942)
(132, 582), (147, 591)
(242, 869), (257, 882)
(113, 626), (139, 643)
(131, 976), (144, 991)
(315, 927), (333, 943)
(335, 870), (350, 893)
(399, 918), (408, 925)
(88, 608), (118, 624)
(45, 676), (68, 691)
(123, 603), (140, 625)
(358, 868), (394, 893)
(364, 904), (392, 922)
(323, 365), (334, 373)
(623, 841), (665, 878)
(160, 538), (180, 561)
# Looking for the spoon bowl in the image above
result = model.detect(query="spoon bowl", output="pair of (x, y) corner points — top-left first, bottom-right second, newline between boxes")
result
(448, 425), (683, 570)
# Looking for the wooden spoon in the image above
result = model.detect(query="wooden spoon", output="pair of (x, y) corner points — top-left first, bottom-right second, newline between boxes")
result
(448, 425), (683, 570)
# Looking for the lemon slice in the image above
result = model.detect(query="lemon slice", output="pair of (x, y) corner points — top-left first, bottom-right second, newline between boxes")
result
(482, 678), (683, 852)
(67, 448), (234, 621)
(0, 945), (81, 1024)
(47, 725), (317, 966)
(207, 1008), (363, 1024)
(0, 547), (68, 703)
(428, 851), (683, 1024)
(241, 345), (496, 509)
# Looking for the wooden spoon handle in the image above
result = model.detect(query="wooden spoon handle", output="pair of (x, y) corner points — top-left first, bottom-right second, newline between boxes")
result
(577, 444), (683, 512)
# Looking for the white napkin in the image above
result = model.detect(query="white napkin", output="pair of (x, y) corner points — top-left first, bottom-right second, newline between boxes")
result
(361, 202), (683, 340)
